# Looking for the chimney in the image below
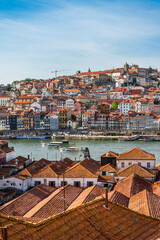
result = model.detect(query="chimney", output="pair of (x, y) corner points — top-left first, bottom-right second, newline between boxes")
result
(103, 187), (110, 210)
(105, 187), (108, 208)
(1, 227), (7, 240)
(28, 155), (30, 160)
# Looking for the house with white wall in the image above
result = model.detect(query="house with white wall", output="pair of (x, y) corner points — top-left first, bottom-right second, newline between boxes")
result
(116, 147), (156, 170)
(119, 100), (133, 115)
(65, 99), (74, 111)
(30, 158), (100, 189)
(114, 164), (156, 183)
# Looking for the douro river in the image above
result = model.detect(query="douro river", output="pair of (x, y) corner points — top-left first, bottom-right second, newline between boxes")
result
(7, 139), (160, 164)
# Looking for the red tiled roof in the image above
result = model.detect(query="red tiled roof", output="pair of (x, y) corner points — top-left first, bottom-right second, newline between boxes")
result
(129, 190), (160, 219)
(114, 174), (153, 198)
(1, 198), (160, 239)
(26, 185), (83, 219)
(117, 147), (155, 160)
(108, 190), (129, 207)
(101, 151), (119, 158)
(115, 164), (156, 178)
(0, 184), (55, 217)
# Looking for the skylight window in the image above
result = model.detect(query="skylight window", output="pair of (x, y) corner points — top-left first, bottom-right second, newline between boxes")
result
(115, 226), (121, 231)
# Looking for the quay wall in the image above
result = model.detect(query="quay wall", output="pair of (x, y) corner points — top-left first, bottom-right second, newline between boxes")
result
(1, 129), (160, 140)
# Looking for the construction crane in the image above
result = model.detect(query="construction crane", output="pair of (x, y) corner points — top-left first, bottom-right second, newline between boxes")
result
(51, 69), (72, 78)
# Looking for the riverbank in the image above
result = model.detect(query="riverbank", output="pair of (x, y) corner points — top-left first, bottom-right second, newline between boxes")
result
(54, 134), (160, 141)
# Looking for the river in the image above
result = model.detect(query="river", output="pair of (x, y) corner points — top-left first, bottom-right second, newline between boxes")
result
(7, 139), (160, 164)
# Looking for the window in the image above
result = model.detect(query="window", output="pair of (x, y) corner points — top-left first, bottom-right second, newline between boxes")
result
(128, 162), (132, 166)
(87, 181), (93, 187)
(138, 162), (141, 166)
(61, 181), (68, 187)
(147, 162), (150, 168)
(44, 179), (47, 185)
(49, 181), (55, 187)
(121, 162), (125, 168)
(74, 181), (81, 187)
(102, 171), (106, 176)
(35, 181), (41, 186)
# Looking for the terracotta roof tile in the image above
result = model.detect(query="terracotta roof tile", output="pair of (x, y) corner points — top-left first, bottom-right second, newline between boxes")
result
(101, 151), (119, 158)
(61, 158), (100, 178)
(114, 174), (153, 198)
(0, 184), (55, 217)
(18, 159), (51, 177)
(68, 185), (105, 210)
(1, 198), (160, 239)
(117, 147), (155, 160)
(115, 164), (156, 178)
(26, 185), (83, 219)
(108, 190), (129, 207)
(129, 190), (160, 219)
(100, 163), (116, 172)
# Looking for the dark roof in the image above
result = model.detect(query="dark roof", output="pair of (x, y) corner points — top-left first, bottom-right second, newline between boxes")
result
(108, 190), (129, 207)
(3, 156), (28, 168)
(0, 184), (55, 217)
(18, 159), (51, 176)
(27, 185), (83, 219)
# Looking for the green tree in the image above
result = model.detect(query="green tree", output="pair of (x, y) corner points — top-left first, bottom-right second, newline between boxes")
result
(111, 100), (118, 109)
(84, 102), (89, 109)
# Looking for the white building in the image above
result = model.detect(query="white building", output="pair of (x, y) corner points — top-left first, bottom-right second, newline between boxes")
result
(135, 99), (149, 113)
(110, 89), (124, 99)
(119, 100), (132, 115)
(0, 176), (29, 192)
(50, 114), (59, 130)
(0, 96), (11, 106)
(30, 102), (42, 112)
(65, 99), (74, 111)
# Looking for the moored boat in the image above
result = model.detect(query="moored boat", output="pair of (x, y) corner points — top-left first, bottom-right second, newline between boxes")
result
(62, 140), (69, 144)
(67, 147), (79, 152)
(49, 142), (63, 146)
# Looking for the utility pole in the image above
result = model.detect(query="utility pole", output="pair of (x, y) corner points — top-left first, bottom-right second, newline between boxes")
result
(63, 173), (66, 211)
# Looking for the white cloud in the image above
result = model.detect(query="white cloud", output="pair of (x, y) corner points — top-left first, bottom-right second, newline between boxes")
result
(0, 0), (160, 83)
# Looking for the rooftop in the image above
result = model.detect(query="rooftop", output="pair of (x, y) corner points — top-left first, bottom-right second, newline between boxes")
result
(0, 198), (160, 239)
(117, 147), (155, 160)
(114, 174), (153, 198)
(115, 164), (156, 178)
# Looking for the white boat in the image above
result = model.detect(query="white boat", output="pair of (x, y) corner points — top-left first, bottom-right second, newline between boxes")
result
(67, 147), (79, 152)
(49, 142), (63, 146)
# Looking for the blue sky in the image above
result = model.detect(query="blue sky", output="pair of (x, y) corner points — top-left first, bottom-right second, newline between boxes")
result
(0, 0), (160, 84)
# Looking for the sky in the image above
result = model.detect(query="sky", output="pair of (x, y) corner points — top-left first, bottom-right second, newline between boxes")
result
(0, 0), (160, 84)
